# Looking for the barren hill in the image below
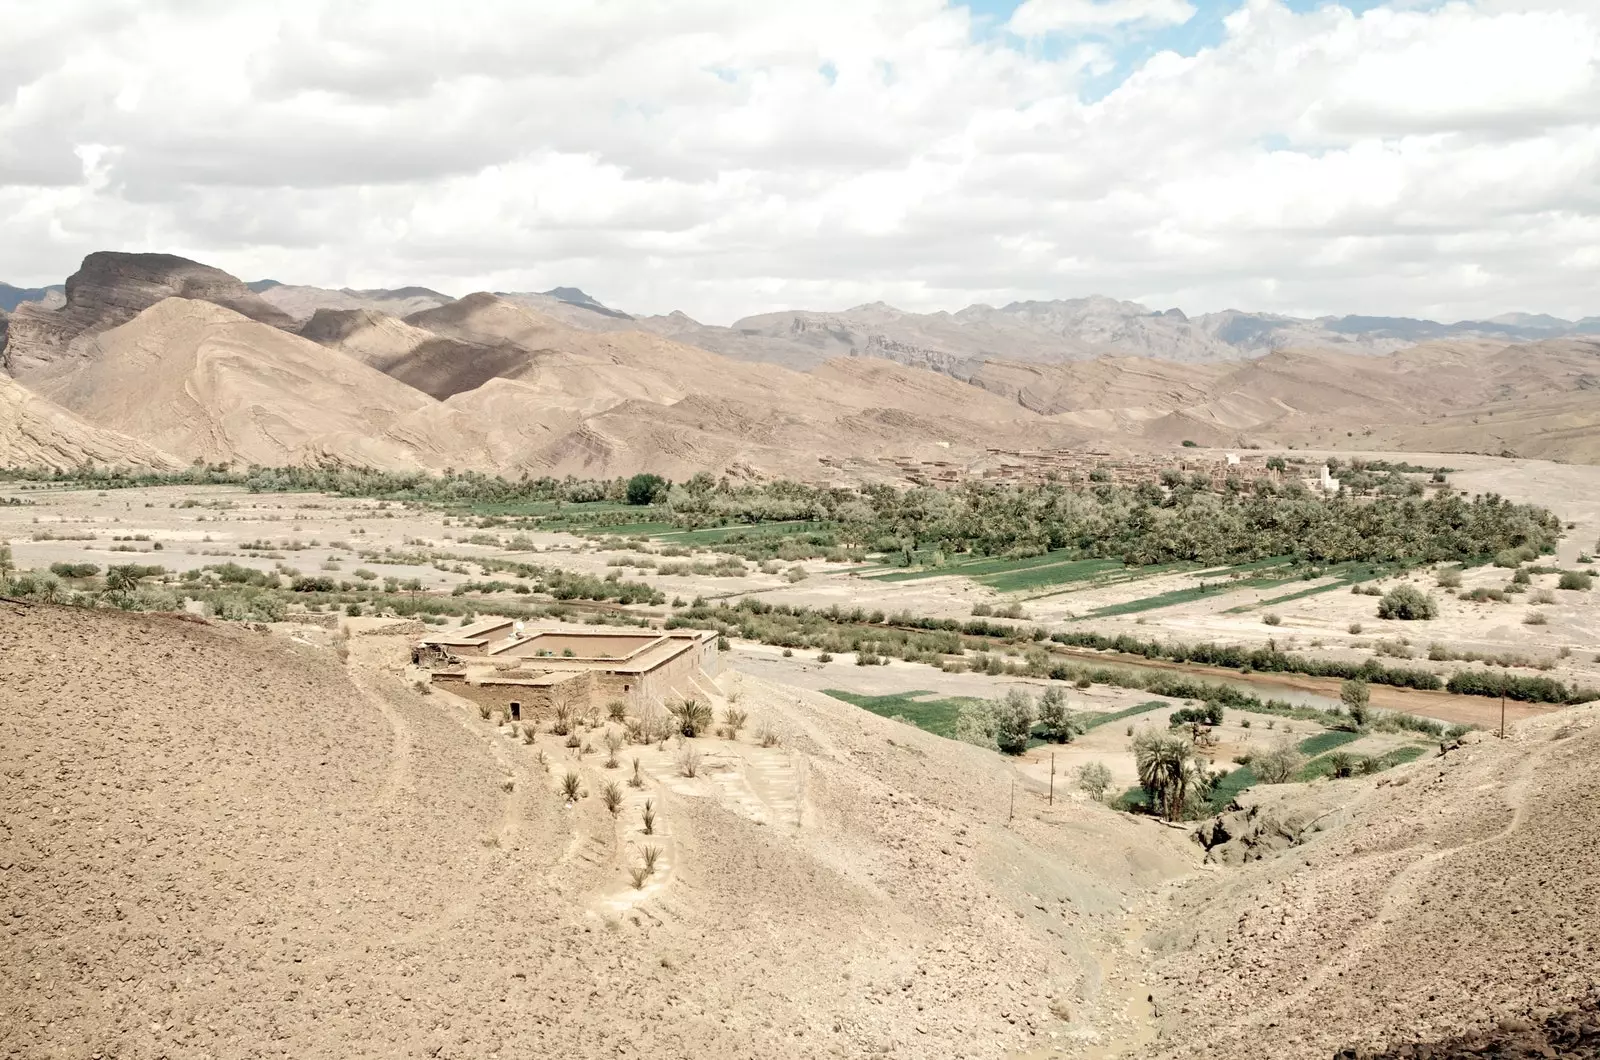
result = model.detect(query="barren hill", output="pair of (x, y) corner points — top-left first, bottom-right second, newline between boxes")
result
(24, 298), (451, 469)
(0, 372), (183, 470)
(2, 252), (294, 377)
(1148, 707), (1600, 1058)
(253, 282), (454, 321)
(0, 603), (1196, 1059)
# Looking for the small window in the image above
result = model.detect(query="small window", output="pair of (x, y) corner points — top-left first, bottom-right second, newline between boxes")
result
(510, 701), (521, 720)
(623, 683), (630, 692)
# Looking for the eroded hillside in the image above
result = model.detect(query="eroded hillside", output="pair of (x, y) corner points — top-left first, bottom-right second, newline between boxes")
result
(0, 603), (1197, 1059)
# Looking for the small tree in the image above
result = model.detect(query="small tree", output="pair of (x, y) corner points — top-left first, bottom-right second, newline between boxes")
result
(1340, 678), (1371, 727)
(1377, 584), (1437, 620)
(625, 473), (667, 506)
(1037, 686), (1082, 743)
(0, 542), (13, 588)
(1076, 761), (1112, 802)
(993, 688), (1036, 755)
(1252, 740), (1306, 784)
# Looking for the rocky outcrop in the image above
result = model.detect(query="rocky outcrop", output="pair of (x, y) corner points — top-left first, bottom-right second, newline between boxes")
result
(0, 372), (183, 469)
(2, 252), (295, 378)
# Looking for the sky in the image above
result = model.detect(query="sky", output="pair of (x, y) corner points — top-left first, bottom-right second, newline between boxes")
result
(1, 0), (1597, 324)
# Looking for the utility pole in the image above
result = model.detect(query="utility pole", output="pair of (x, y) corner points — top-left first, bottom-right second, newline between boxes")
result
(1008, 780), (1016, 825)
(1049, 754), (1056, 806)
(1500, 693), (1506, 739)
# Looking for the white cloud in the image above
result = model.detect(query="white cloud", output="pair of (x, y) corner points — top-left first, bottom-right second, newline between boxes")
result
(0, 0), (1597, 324)
(1006, 0), (1198, 36)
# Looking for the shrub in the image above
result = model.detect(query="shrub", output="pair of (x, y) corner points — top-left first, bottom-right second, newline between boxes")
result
(1377, 584), (1437, 620)
(1524, 611), (1548, 625)
(1532, 589), (1556, 604)
(629, 865), (652, 889)
(722, 708), (748, 739)
(1348, 622), (1363, 634)
(1262, 613), (1282, 626)
(625, 472), (667, 505)
(607, 699), (629, 722)
(1511, 567), (1532, 585)
(49, 562), (99, 579)
(1340, 679), (1371, 727)
(672, 698), (713, 737)
(1559, 571), (1592, 591)
(993, 688), (1036, 755)
(1076, 761), (1112, 801)
(1326, 751), (1355, 779)
(1037, 686), (1081, 743)
(560, 772), (581, 800)
(1253, 741), (1307, 784)
(601, 781), (623, 815)
(817, 652), (833, 663)
(641, 799), (656, 834)
(676, 746), (702, 778)
(1435, 567), (1463, 588)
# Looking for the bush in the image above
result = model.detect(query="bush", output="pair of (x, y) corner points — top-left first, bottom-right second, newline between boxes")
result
(1348, 622), (1363, 634)
(1559, 571), (1593, 591)
(49, 562), (99, 578)
(1262, 613), (1282, 626)
(625, 473), (667, 505)
(1326, 751), (1355, 779)
(993, 688), (1036, 755)
(1037, 686), (1081, 743)
(1340, 678), (1371, 727)
(1076, 762), (1112, 801)
(1435, 567), (1463, 588)
(1524, 611), (1548, 625)
(1253, 741), (1306, 783)
(1377, 584), (1437, 621)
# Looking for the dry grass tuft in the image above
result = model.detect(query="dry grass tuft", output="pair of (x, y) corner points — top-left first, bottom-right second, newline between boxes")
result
(676, 746), (702, 778)
(601, 781), (624, 816)
(641, 799), (656, 835)
(560, 772), (581, 801)
(628, 757), (645, 788)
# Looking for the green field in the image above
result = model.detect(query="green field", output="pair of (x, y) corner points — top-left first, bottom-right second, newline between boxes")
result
(821, 688), (983, 739)
(865, 550), (1076, 583)
(1081, 559), (1307, 619)
(1079, 700), (1170, 730)
(1294, 729), (1364, 757)
(1225, 562), (1401, 612)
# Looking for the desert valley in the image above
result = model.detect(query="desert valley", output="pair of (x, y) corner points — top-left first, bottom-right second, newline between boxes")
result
(3, 248), (1600, 1060)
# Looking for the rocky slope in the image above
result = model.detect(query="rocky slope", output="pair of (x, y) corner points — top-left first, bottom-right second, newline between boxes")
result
(1, 253), (294, 377)
(1146, 707), (1600, 1059)
(0, 372), (183, 469)
(24, 298), (450, 469)
(0, 603), (1196, 1059)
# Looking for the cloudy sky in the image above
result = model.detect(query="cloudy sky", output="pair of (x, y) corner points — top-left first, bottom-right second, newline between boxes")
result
(2, 0), (1597, 323)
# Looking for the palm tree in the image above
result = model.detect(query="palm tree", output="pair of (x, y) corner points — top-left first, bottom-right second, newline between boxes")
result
(1133, 731), (1209, 821)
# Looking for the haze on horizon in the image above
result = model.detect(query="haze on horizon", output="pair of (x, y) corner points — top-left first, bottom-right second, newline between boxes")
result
(2, 0), (1597, 325)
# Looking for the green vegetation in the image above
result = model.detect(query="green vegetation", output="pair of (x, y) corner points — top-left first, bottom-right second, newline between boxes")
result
(1295, 729), (1363, 757)
(821, 689), (979, 739)
(1377, 583), (1438, 620)
(1080, 701), (1169, 730)
(1048, 629), (1444, 691)
(625, 472), (668, 506)
(5, 465), (1555, 573)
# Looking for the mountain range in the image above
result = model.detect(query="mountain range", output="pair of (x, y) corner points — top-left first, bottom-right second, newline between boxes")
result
(2, 251), (1599, 475)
